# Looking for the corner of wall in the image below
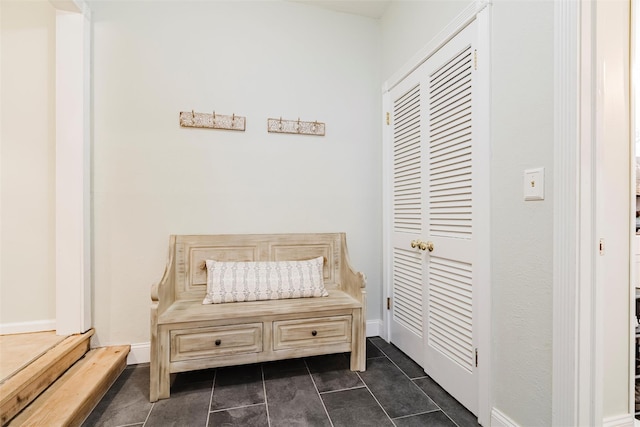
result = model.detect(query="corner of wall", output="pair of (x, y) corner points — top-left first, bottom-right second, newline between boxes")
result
(490, 408), (521, 427)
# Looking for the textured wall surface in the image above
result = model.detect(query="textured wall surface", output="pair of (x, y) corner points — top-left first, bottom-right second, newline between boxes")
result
(490, 1), (554, 424)
(0, 0), (57, 327)
(90, 0), (382, 346)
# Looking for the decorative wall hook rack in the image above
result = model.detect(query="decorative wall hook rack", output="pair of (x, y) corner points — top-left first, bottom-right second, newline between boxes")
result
(267, 117), (325, 136)
(179, 110), (245, 131)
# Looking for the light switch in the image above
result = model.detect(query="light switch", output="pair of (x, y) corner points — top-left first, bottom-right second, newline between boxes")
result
(524, 167), (544, 201)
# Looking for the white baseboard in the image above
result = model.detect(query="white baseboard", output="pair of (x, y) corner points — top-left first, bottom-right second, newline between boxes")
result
(125, 319), (386, 366)
(603, 414), (634, 427)
(491, 407), (633, 427)
(366, 319), (383, 337)
(491, 408), (520, 427)
(127, 342), (151, 365)
(0, 319), (56, 335)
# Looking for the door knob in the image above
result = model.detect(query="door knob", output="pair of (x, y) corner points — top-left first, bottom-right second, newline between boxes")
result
(410, 240), (434, 252)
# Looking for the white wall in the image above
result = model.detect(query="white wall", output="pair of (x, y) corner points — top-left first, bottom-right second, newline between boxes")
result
(0, 0), (57, 331)
(382, 1), (554, 425)
(490, 1), (554, 425)
(380, 0), (473, 79)
(90, 0), (382, 346)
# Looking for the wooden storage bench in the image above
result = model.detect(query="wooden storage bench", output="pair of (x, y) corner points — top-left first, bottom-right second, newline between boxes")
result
(150, 233), (366, 401)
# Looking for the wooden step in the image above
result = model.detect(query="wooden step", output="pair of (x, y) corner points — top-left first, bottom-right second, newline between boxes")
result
(0, 330), (94, 426)
(0, 331), (67, 381)
(7, 345), (129, 427)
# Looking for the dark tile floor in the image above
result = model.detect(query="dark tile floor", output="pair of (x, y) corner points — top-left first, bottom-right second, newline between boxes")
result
(84, 337), (479, 427)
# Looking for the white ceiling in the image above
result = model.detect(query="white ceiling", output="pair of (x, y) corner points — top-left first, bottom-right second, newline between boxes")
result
(288, 0), (392, 19)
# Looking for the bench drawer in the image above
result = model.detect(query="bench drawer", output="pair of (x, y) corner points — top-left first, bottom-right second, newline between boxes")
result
(273, 316), (352, 350)
(170, 323), (262, 362)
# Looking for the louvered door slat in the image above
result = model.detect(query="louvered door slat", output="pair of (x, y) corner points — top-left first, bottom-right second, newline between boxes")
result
(432, 84), (471, 111)
(393, 248), (423, 336)
(391, 81), (424, 343)
(427, 255), (473, 372)
(429, 328), (473, 369)
(430, 49), (472, 87)
(393, 83), (422, 234)
(426, 43), (475, 378)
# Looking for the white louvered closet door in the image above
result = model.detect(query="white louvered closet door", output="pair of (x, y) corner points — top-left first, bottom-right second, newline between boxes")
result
(422, 22), (478, 415)
(388, 20), (480, 415)
(389, 72), (426, 367)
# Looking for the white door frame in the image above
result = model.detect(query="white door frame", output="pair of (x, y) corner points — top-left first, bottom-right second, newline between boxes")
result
(553, 0), (632, 424)
(381, 2), (492, 425)
(51, 0), (92, 336)
(631, 0), (639, 420)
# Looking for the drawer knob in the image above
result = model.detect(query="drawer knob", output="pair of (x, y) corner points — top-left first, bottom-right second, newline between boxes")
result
(215, 339), (221, 346)
(311, 330), (317, 337)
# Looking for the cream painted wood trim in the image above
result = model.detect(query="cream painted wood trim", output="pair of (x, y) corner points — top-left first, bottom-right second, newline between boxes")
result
(630, 0), (639, 418)
(552, 1), (581, 424)
(54, 0), (92, 336)
(381, 90), (392, 344)
(553, 0), (605, 425)
(126, 343), (151, 365)
(602, 414), (635, 427)
(490, 408), (520, 427)
(474, 8), (492, 426)
(0, 320), (57, 335)
(365, 319), (383, 338)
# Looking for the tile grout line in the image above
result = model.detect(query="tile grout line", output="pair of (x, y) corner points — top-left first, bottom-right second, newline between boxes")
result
(209, 402), (266, 414)
(354, 370), (397, 427)
(204, 369), (216, 426)
(410, 378), (463, 427)
(304, 359), (335, 427)
(141, 401), (154, 427)
(368, 339), (420, 383)
(261, 364), (272, 427)
(368, 339), (451, 411)
(318, 384), (366, 395)
(370, 339), (465, 427)
(357, 343), (404, 427)
(391, 408), (441, 421)
(368, 338), (455, 427)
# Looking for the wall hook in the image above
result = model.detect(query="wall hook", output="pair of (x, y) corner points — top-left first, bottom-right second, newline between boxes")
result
(267, 117), (325, 136)
(179, 110), (246, 131)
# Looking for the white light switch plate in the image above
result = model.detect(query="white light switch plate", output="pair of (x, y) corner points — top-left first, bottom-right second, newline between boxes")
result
(524, 167), (544, 201)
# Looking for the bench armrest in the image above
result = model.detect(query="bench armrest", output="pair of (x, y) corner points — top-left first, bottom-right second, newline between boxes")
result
(339, 234), (366, 302)
(151, 235), (176, 316)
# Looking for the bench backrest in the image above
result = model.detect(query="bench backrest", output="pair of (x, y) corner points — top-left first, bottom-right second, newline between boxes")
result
(171, 233), (345, 301)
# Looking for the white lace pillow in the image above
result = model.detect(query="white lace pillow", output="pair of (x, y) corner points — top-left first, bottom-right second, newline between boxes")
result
(202, 257), (328, 304)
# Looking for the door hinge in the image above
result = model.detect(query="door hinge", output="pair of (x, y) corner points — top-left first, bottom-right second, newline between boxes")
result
(474, 49), (478, 70)
(386, 112), (390, 126)
(599, 238), (605, 255)
(387, 297), (391, 310)
(475, 348), (478, 367)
